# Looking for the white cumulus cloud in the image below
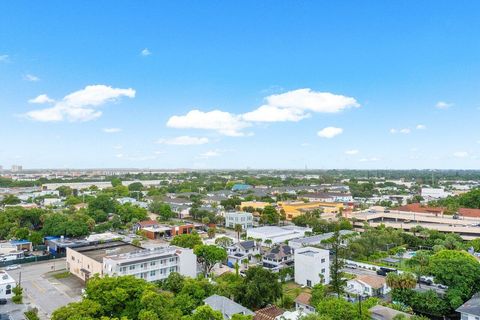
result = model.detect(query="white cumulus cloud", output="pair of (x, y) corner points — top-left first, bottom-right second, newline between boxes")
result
(28, 94), (54, 104)
(141, 48), (152, 56)
(24, 74), (40, 82)
(157, 136), (209, 145)
(243, 88), (359, 122)
(166, 88), (359, 136)
(359, 157), (380, 162)
(390, 128), (410, 134)
(25, 85), (135, 122)
(317, 127), (343, 138)
(167, 109), (250, 137)
(103, 128), (122, 133)
(345, 149), (359, 155)
(453, 151), (469, 158)
(416, 124), (426, 130)
(436, 101), (453, 109)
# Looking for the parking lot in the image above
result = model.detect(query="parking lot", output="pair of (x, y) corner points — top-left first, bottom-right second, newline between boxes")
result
(5, 259), (84, 319)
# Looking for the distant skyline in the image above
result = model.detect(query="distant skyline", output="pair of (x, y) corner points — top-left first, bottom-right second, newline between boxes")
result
(1, 2), (480, 169)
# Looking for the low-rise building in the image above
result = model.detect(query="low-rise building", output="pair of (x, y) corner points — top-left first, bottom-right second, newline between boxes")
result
(346, 275), (390, 297)
(295, 292), (315, 314)
(247, 226), (312, 246)
(369, 305), (411, 320)
(262, 244), (294, 272)
(66, 241), (197, 282)
(288, 230), (355, 250)
(277, 201), (344, 220)
(456, 293), (480, 320)
(204, 294), (254, 319)
(0, 270), (16, 299)
(294, 247), (330, 287)
(225, 211), (253, 230)
(226, 240), (261, 267)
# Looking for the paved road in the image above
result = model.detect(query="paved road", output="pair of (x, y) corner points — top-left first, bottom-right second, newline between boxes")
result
(5, 259), (82, 320)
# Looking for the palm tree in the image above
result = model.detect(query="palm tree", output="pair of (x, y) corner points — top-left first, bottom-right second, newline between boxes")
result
(234, 224), (243, 243)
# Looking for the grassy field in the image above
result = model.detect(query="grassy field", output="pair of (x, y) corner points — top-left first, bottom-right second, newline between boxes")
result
(52, 271), (71, 279)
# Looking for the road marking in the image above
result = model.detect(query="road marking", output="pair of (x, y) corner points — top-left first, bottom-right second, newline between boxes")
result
(31, 280), (46, 293)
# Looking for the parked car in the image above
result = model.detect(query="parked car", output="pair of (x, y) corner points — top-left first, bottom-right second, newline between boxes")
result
(384, 210), (390, 213)
(376, 267), (397, 276)
(5, 264), (20, 270)
(0, 298), (7, 305)
(437, 284), (448, 289)
(419, 276), (433, 285)
(345, 263), (357, 269)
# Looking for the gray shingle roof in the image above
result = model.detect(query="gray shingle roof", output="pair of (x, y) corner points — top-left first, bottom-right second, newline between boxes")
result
(456, 293), (480, 316)
(204, 294), (254, 319)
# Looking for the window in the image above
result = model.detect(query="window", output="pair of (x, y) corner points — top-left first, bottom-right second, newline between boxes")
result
(321, 258), (325, 263)
(306, 280), (312, 287)
(121, 267), (127, 272)
(321, 268), (325, 273)
(129, 265), (135, 270)
(150, 270), (156, 276)
(6, 285), (11, 295)
(150, 261), (156, 266)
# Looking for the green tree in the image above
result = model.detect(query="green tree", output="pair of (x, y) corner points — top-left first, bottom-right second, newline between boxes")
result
(149, 201), (175, 220)
(238, 266), (282, 309)
(171, 232), (203, 249)
(1, 195), (21, 205)
(128, 182), (144, 192)
(429, 249), (480, 308)
(234, 224), (243, 242)
(52, 299), (102, 320)
(194, 245), (227, 276)
(260, 206), (279, 225)
(182, 305), (223, 320)
(215, 236), (233, 248)
(111, 178), (122, 187)
(325, 230), (346, 296)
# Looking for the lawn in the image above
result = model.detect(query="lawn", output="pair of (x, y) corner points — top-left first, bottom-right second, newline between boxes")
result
(52, 271), (71, 279)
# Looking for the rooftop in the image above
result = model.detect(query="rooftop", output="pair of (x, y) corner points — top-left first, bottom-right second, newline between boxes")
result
(204, 294), (254, 319)
(456, 293), (480, 316)
(73, 241), (140, 263)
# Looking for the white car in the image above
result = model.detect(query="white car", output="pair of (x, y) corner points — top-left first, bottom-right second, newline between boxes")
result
(5, 264), (21, 270)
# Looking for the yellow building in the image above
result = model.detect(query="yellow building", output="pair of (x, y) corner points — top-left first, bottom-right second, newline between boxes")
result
(240, 201), (271, 210)
(278, 201), (344, 220)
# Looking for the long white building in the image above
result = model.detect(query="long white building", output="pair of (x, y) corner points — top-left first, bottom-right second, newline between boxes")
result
(247, 226), (312, 246)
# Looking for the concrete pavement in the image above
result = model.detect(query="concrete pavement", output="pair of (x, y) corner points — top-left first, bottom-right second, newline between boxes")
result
(5, 259), (83, 320)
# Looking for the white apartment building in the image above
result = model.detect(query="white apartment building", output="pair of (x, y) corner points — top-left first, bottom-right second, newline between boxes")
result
(294, 247), (330, 287)
(0, 270), (16, 299)
(67, 241), (196, 282)
(103, 246), (197, 281)
(225, 211), (253, 230)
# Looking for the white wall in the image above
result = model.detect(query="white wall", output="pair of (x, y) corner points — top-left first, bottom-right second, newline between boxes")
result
(177, 248), (198, 278)
(294, 247), (330, 286)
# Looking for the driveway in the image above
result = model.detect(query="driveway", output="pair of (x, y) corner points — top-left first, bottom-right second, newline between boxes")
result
(5, 259), (83, 319)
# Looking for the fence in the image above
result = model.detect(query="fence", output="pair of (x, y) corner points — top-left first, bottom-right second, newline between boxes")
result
(0, 253), (66, 267)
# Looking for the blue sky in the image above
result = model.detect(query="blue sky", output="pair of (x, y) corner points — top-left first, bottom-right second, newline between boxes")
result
(1, 1), (479, 169)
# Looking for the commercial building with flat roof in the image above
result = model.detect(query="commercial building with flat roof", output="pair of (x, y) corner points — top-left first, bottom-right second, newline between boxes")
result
(247, 226), (311, 246)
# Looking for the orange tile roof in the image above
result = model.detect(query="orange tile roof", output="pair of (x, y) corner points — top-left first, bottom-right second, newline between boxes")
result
(458, 208), (480, 218)
(356, 275), (386, 289)
(295, 292), (312, 306)
(396, 203), (444, 214)
(254, 305), (284, 320)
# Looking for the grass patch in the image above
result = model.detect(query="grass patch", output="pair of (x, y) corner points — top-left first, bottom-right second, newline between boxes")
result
(24, 310), (40, 320)
(53, 271), (71, 279)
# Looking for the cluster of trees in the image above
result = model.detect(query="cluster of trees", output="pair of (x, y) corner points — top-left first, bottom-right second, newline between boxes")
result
(430, 188), (480, 209)
(0, 195), (149, 241)
(292, 212), (352, 234)
(388, 249), (480, 317)
(52, 267), (282, 320)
